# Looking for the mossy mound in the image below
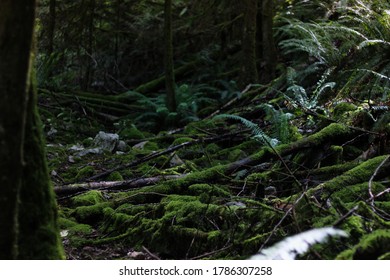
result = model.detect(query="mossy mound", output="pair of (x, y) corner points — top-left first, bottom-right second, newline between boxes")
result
(337, 230), (390, 260)
(71, 190), (105, 207)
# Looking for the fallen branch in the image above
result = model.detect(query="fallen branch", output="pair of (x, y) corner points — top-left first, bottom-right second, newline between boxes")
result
(54, 174), (185, 196)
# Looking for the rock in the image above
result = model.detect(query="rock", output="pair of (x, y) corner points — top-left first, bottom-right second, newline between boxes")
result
(116, 140), (128, 152)
(225, 201), (246, 208)
(132, 141), (148, 150)
(47, 127), (58, 137)
(127, 251), (146, 260)
(170, 154), (184, 167)
(93, 131), (119, 153)
(68, 144), (84, 152)
(77, 148), (102, 157)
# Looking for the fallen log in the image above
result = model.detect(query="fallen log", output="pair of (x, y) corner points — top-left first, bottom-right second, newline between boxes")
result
(54, 174), (185, 196)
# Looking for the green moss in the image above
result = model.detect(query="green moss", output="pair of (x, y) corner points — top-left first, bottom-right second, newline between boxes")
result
(82, 137), (94, 147)
(332, 102), (357, 120)
(60, 165), (80, 182)
(184, 120), (217, 135)
(379, 252), (390, 260)
(302, 162), (359, 181)
(102, 208), (138, 233)
(322, 145), (343, 165)
(308, 155), (390, 196)
(207, 230), (222, 242)
(246, 171), (272, 182)
(136, 163), (159, 176)
(291, 123), (351, 149)
(58, 217), (78, 229)
(68, 224), (93, 235)
(75, 166), (95, 181)
(72, 190), (105, 207)
(355, 201), (390, 228)
(107, 171), (123, 181)
(73, 203), (111, 224)
(373, 201), (390, 214)
(119, 124), (145, 140)
(332, 182), (388, 203)
(188, 184), (230, 197)
(172, 137), (193, 145)
(342, 216), (365, 239)
(343, 230), (390, 260)
(228, 149), (247, 162)
(148, 141), (160, 151)
(205, 143), (220, 154)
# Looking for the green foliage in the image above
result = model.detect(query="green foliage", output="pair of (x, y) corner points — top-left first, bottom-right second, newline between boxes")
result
(337, 230), (390, 260)
(75, 166), (95, 181)
(278, 0), (390, 101)
(130, 81), (238, 131)
(213, 114), (279, 147)
(259, 104), (295, 143)
(36, 51), (78, 90)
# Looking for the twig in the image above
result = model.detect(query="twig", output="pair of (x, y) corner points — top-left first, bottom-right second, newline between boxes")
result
(258, 187), (307, 252)
(190, 245), (233, 260)
(142, 246), (160, 260)
(334, 155), (390, 226)
(368, 155), (390, 205)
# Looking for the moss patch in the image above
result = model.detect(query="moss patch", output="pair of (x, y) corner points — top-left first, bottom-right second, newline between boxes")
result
(72, 190), (105, 207)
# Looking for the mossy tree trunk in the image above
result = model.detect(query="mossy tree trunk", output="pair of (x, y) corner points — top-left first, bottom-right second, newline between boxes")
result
(0, 0), (64, 259)
(240, 0), (259, 87)
(18, 72), (65, 259)
(0, 0), (36, 259)
(164, 0), (177, 112)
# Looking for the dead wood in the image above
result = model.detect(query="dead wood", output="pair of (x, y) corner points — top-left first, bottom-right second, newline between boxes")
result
(54, 174), (185, 196)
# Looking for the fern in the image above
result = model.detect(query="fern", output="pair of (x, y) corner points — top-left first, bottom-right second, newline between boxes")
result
(278, 0), (390, 100)
(259, 104), (294, 144)
(250, 227), (348, 260)
(213, 114), (279, 147)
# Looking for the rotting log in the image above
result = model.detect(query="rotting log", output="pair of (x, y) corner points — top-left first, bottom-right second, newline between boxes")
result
(54, 174), (185, 196)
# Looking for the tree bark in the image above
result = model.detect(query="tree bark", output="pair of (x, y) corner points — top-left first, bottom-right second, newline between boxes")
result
(83, 0), (96, 91)
(0, 0), (64, 259)
(240, 0), (259, 87)
(18, 71), (65, 259)
(47, 0), (56, 54)
(260, 0), (277, 83)
(164, 0), (177, 112)
(0, 0), (36, 259)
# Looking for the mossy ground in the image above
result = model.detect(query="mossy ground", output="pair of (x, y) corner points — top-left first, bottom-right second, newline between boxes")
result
(44, 95), (390, 260)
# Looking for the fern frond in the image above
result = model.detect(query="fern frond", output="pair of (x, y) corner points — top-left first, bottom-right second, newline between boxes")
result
(213, 114), (279, 147)
(250, 227), (348, 260)
(358, 39), (390, 49)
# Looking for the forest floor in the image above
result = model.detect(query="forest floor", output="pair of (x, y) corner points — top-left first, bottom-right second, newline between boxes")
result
(40, 86), (390, 260)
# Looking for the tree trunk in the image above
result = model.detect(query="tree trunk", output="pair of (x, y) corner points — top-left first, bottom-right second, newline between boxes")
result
(164, 0), (177, 112)
(240, 0), (259, 87)
(260, 0), (277, 83)
(0, 0), (36, 259)
(18, 71), (65, 259)
(47, 0), (56, 54)
(83, 0), (96, 91)
(0, 0), (64, 259)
